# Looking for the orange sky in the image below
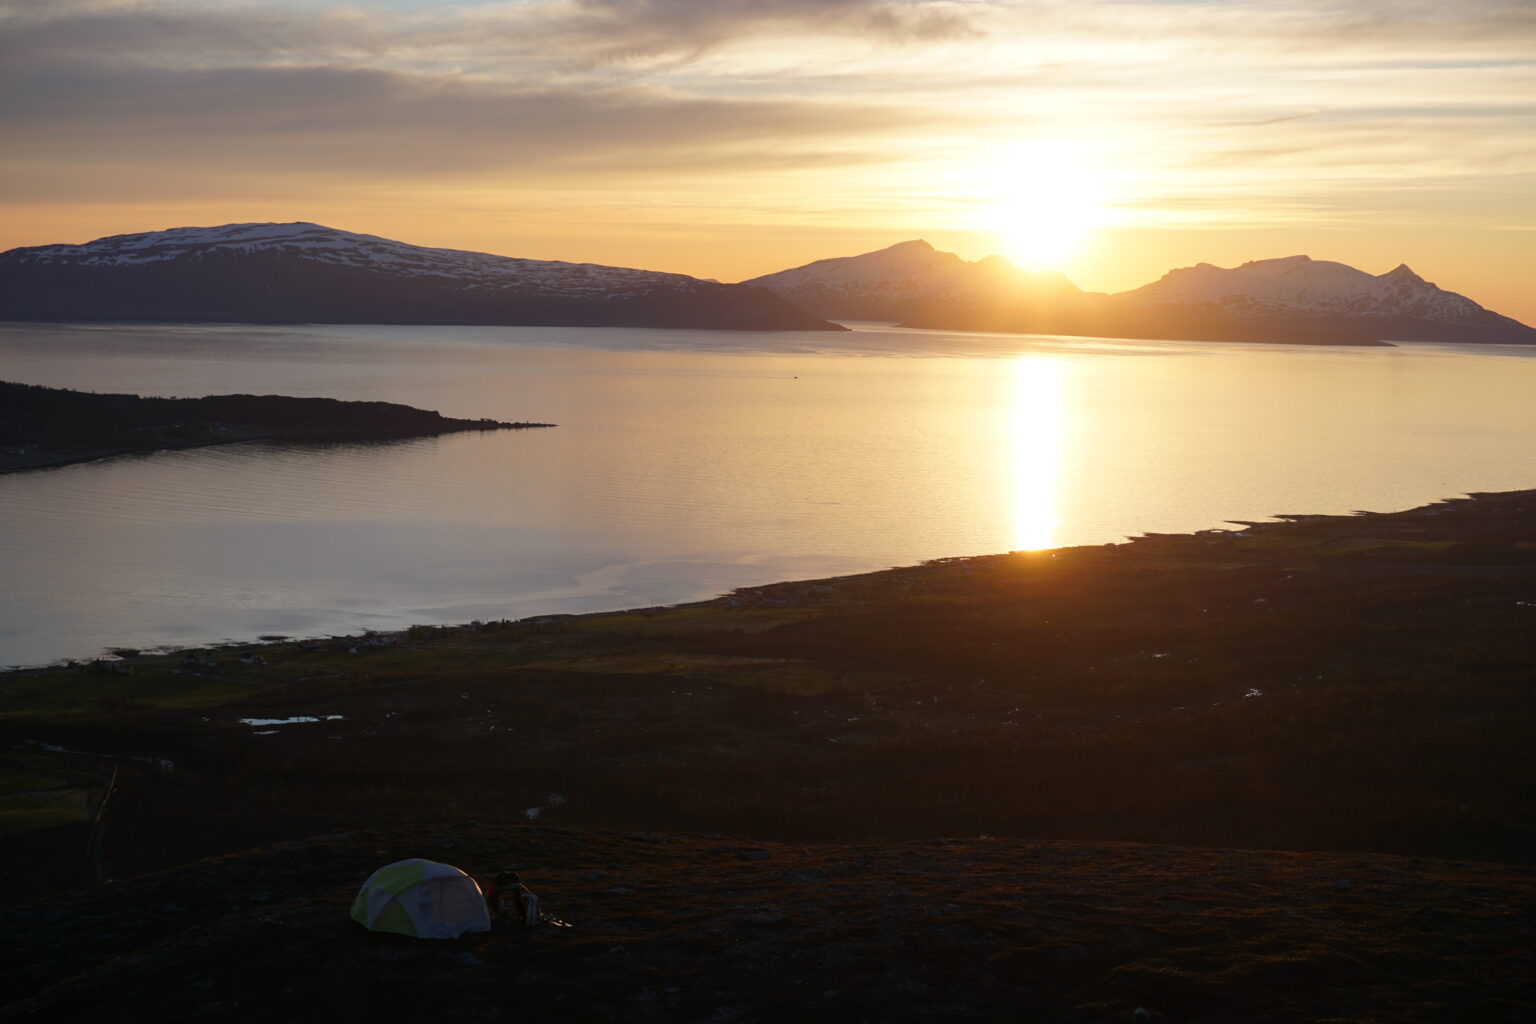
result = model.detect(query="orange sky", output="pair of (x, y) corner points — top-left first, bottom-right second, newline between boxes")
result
(3, 1), (1534, 322)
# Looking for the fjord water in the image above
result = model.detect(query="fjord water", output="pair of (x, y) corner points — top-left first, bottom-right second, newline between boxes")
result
(3, 321), (1534, 667)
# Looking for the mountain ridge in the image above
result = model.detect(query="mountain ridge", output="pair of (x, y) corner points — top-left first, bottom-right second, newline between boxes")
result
(747, 242), (1535, 345)
(0, 222), (845, 332)
(742, 238), (1083, 324)
(1121, 253), (1488, 323)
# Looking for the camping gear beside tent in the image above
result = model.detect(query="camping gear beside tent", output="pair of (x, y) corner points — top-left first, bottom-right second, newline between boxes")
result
(350, 859), (492, 939)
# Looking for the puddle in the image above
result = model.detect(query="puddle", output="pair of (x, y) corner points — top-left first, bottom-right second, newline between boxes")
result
(238, 715), (345, 726)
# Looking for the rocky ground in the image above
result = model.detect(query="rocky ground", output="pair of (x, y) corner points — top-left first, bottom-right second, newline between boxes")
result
(3, 823), (1532, 1023)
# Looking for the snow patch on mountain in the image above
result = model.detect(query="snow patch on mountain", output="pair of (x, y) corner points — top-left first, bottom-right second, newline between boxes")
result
(8, 222), (702, 300)
(1123, 255), (1487, 322)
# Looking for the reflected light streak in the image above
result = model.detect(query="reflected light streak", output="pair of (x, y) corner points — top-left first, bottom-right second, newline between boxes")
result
(1008, 356), (1066, 551)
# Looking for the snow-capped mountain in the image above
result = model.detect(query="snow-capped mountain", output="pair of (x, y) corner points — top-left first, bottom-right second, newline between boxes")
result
(1101, 254), (1535, 344)
(7, 223), (690, 298)
(752, 243), (1534, 345)
(1121, 255), (1487, 322)
(741, 240), (1081, 323)
(0, 222), (841, 331)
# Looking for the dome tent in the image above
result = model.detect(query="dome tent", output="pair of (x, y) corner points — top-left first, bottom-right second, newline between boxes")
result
(351, 859), (492, 939)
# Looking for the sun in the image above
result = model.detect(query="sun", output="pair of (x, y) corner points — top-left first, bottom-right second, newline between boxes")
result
(984, 142), (1107, 271)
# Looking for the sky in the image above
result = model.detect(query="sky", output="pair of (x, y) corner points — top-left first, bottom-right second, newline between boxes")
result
(2, 0), (1534, 321)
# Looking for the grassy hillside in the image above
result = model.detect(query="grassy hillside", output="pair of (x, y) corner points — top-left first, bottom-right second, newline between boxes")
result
(3, 489), (1534, 1020)
(3, 823), (1531, 1023)
(3, 488), (1532, 888)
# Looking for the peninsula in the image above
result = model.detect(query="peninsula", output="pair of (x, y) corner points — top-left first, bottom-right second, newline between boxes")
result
(0, 381), (553, 473)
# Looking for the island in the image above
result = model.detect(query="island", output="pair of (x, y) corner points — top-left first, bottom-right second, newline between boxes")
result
(1, 487), (1531, 1021)
(0, 380), (554, 473)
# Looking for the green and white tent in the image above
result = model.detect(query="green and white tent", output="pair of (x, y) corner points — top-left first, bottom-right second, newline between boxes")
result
(350, 859), (492, 939)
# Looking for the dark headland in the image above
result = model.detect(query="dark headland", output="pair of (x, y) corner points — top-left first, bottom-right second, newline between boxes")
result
(2, 489), (1533, 1021)
(0, 381), (553, 473)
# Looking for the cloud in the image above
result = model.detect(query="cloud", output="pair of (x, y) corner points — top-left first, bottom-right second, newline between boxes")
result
(0, 59), (943, 203)
(1, 0), (1533, 234)
(1217, 111), (1320, 129)
(0, 5), (379, 72)
(0, 0), (973, 203)
(0, 0), (982, 77)
(550, 0), (978, 62)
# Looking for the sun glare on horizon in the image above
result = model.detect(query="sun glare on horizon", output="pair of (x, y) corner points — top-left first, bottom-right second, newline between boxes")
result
(985, 142), (1108, 272)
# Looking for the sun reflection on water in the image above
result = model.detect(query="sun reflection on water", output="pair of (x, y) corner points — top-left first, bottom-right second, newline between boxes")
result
(1008, 356), (1066, 551)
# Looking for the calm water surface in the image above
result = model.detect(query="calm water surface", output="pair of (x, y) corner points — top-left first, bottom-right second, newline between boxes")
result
(3, 321), (1534, 667)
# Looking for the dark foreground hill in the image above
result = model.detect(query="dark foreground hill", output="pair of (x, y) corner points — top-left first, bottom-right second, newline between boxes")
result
(3, 491), (1534, 1019)
(3, 822), (1531, 1023)
(0, 380), (552, 473)
(3, 490), (1533, 873)
(0, 222), (842, 332)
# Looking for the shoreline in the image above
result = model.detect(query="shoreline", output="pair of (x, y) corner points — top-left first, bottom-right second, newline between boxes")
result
(7, 484), (1531, 674)
(0, 421), (555, 476)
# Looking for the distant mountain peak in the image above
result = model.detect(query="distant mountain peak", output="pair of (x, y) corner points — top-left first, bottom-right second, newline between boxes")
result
(88, 221), (366, 248)
(1230, 255), (1332, 279)
(0, 221), (845, 331)
(740, 240), (1081, 322)
(1383, 263), (1424, 283)
(1125, 254), (1489, 324)
(750, 241), (1534, 345)
(5, 221), (699, 290)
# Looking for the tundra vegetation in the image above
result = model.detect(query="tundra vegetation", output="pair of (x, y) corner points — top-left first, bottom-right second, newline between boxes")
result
(2, 490), (1532, 1021)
